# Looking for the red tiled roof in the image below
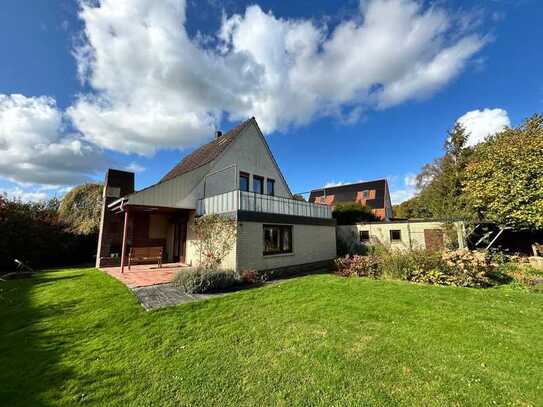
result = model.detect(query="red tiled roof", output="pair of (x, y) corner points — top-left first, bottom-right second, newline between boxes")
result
(160, 117), (255, 183)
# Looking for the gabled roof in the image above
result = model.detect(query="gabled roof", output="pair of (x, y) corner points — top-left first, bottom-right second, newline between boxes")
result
(160, 117), (255, 183)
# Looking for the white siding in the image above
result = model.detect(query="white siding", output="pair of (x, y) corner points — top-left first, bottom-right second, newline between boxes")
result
(128, 163), (212, 208)
(206, 123), (291, 198)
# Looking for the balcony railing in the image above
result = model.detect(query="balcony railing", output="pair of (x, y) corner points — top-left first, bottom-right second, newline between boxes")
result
(197, 190), (332, 219)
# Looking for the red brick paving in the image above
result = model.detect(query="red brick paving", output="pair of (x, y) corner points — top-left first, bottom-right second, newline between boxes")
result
(101, 262), (188, 288)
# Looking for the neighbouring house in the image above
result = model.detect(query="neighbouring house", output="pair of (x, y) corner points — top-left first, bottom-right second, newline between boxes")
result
(96, 118), (337, 273)
(308, 179), (393, 220)
(337, 219), (467, 252)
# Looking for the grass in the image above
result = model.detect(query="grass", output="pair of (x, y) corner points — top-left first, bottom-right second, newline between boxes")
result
(1, 267), (542, 406)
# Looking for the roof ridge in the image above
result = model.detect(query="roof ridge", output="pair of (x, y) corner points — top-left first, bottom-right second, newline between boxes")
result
(311, 178), (387, 191)
(159, 117), (255, 183)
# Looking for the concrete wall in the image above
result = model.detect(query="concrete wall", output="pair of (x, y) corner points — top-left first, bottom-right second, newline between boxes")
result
(206, 122), (292, 198)
(337, 221), (466, 251)
(236, 221), (336, 271)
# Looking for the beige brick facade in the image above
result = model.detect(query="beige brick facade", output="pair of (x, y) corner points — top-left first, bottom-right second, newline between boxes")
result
(236, 221), (336, 271)
(185, 213), (336, 272)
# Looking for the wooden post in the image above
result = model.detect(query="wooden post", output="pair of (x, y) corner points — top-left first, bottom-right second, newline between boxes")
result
(120, 209), (129, 273)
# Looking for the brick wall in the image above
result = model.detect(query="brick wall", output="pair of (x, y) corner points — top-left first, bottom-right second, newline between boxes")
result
(96, 169), (135, 268)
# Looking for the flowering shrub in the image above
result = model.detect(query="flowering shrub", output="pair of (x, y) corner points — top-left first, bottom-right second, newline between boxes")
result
(335, 255), (382, 278)
(240, 268), (264, 285)
(336, 249), (498, 288)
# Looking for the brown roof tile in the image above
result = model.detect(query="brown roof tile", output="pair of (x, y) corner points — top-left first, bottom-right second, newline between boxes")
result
(160, 117), (255, 183)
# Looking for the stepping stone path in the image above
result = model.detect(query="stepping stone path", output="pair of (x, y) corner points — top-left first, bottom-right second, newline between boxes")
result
(131, 283), (220, 311)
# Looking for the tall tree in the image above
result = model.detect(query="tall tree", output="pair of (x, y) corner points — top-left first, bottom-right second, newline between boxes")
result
(463, 115), (543, 230)
(414, 123), (472, 219)
(58, 183), (103, 235)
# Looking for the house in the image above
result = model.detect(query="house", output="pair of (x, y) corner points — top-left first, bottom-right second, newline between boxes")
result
(308, 179), (393, 220)
(96, 118), (337, 273)
(337, 219), (467, 252)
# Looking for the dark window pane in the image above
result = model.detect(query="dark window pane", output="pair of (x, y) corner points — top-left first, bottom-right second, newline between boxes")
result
(240, 172), (249, 191)
(390, 230), (401, 241)
(263, 225), (292, 255)
(267, 179), (275, 196)
(253, 175), (263, 194)
(281, 227), (291, 252)
(360, 230), (370, 241)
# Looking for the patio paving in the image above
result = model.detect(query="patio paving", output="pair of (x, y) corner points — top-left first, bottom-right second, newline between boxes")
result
(100, 262), (188, 288)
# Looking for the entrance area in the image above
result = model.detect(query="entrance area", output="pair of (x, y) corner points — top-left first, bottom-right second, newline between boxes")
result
(97, 203), (193, 273)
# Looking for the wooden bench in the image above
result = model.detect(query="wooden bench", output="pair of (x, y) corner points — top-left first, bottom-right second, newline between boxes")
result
(128, 246), (163, 270)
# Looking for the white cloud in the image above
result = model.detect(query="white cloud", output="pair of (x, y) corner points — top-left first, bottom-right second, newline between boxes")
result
(2, 187), (49, 202)
(68, 0), (486, 155)
(390, 173), (418, 204)
(0, 94), (109, 186)
(323, 179), (366, 188)
(390, 189), (416, 205)
(456, 108), (510, 147)
(125, 162), (146, 173)
(404, 173), (417, 188)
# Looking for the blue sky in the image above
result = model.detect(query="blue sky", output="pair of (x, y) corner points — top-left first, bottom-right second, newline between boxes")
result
(0, 0), (542, 203)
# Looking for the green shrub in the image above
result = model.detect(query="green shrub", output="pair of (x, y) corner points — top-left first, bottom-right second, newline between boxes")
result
(506, 265), (543, 292)
(0, 195), (97, 272)
(332, 202), (379, 225)
(335, 248), (499, 288)
(173, 267), (241, 294)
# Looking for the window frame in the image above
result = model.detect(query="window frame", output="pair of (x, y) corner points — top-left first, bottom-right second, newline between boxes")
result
(263, 224), (293, 256)
(253, 175), (264, 194)
(239, 172), (250, 192)
(266, 178), (275, 196)
(359, 230), (370, 242)
(390, 229), (402, 242)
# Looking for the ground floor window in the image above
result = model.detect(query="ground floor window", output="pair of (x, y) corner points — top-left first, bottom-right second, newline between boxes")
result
(263, 224), (292, 255)
(390, 229), (402, 242)
(359, 230), (370, 242)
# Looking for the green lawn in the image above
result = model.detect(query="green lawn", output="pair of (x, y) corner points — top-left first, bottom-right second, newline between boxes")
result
(1, 268), (542, 406)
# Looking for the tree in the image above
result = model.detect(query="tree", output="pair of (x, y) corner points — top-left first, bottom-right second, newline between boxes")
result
(393, 196), (432, 219)
(332, 202), (379, 225)
(414, 123), (473, 220)
(463, 114), (543, 230)
(58, 183), (103, 235)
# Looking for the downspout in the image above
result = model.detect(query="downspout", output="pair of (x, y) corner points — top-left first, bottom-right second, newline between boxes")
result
(407, 219), (413, 251)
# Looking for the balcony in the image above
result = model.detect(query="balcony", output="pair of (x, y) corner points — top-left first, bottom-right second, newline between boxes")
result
(197, 190), (332, 219)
